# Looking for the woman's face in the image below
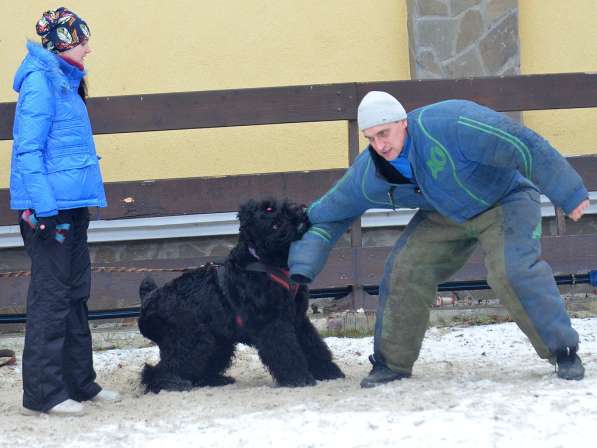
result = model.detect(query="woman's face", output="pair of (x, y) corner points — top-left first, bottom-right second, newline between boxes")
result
(59, 39), (92, 65)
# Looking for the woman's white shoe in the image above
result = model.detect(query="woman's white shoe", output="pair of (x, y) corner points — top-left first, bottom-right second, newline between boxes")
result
(91, 389), (121, 403)
(21, 399), (85, 416)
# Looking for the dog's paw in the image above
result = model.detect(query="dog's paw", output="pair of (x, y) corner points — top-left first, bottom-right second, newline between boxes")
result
(312, 363), (345, 381)
(197, 375), (236, 387)
(277, 374), (317, 388)
(144, 379), (193, 394)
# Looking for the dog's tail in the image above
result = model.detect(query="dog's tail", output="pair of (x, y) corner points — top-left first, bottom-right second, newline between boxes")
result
(139, 276), (158, 304)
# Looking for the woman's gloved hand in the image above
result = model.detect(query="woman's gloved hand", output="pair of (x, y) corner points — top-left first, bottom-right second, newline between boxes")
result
(35, 216), (58, 240)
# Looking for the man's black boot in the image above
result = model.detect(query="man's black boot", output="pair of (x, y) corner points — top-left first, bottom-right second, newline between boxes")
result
(556, 346), (585, 380)
(360, 354), (410, 388)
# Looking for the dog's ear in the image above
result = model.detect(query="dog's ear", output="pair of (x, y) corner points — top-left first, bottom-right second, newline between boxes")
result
(237, 199), (259, 227)
(140, 276), (158, 300)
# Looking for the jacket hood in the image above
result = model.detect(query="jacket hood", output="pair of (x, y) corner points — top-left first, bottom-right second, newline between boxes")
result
(13, 41), (85, 94)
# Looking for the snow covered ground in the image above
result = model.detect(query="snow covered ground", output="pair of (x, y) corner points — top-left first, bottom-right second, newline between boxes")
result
(1, 318), (596, 448)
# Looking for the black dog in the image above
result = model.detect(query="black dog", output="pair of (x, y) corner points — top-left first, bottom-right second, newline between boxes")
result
(138, 198), (344, 393)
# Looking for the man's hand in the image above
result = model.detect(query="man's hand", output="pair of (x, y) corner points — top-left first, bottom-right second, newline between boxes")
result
(568, 199), (590, 222)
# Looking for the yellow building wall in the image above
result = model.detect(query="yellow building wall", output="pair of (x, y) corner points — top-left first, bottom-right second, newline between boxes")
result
(0, 0), (410, 187)
(519, 0), (597, 155)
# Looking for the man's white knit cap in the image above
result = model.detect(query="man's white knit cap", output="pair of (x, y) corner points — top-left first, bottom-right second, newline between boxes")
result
(357, 91), (407, 131)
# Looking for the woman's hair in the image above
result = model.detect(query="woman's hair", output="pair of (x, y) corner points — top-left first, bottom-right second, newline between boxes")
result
(78, 78), (88, 104)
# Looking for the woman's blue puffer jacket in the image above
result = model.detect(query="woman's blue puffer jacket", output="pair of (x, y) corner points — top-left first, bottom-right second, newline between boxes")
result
(10, 42), (106, 217)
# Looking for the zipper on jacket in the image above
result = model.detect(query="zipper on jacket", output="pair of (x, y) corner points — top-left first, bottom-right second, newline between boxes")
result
(387, 186), (397, 210)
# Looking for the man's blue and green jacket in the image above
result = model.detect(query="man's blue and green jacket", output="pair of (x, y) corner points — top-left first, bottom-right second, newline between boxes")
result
(289, 99), (588, 283)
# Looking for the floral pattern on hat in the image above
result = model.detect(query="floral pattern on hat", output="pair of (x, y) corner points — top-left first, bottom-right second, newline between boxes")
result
(36, 7), (90, 53)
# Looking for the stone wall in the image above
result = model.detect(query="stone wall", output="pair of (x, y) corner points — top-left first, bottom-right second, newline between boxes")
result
(407, 0), (519, 79)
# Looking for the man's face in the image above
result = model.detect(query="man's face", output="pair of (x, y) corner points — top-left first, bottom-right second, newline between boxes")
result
(362, 120), (408, 161)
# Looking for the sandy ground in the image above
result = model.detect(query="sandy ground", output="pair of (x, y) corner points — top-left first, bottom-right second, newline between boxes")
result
(1, 318), (596, 448)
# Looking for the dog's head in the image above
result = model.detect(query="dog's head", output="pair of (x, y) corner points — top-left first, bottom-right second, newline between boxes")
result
(237, 198), (309, 266)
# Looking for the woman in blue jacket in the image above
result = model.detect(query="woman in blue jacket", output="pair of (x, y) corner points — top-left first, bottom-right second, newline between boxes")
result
(289, 91), (589, 387)
(11, 8), (119, 416)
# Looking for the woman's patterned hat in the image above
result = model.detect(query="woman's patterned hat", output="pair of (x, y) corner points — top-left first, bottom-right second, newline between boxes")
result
(36, 7), (90, 53)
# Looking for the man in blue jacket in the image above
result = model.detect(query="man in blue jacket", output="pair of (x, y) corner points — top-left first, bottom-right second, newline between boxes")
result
(289, 91), (589, 387)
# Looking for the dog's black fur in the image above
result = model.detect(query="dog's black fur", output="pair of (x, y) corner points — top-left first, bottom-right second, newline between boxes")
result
(138, 198), (344, 393)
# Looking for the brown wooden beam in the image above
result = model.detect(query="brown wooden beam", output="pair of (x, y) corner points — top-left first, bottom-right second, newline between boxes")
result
(359, 72), (597, 112)
(2, 234), (595, 315)
(0, 248), (356, 314)
(3, 155), (597, 226)
(0, 83), (358, 140)
(3, 73), (597, 140)
(88, 83), (358, 134)
(567, 155), (597, 190)
(0, 169), (345, 225)
(357, 234), (597, 287)
(347, 119), (363, 308)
